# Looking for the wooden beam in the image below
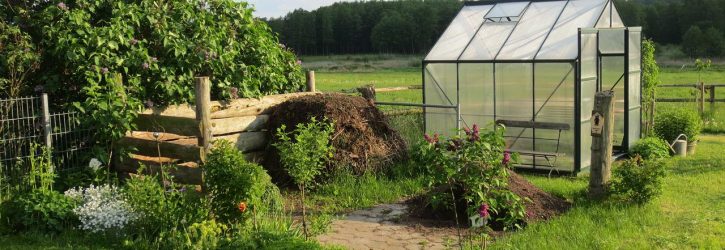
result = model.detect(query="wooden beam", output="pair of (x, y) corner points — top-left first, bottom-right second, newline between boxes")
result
(213, 132), (268, 153)
(134, 114), (197, 135)
(589, 90), (615, 199)
(119, 135), (201, 162)
(211, 115), (269, 135)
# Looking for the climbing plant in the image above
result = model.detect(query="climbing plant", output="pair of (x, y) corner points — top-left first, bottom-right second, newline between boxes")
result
(641, 39), (660, 136)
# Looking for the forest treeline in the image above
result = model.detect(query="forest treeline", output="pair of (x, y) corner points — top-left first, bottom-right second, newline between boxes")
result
(264, 0), (725, 58)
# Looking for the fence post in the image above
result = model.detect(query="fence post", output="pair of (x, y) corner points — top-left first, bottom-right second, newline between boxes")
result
(306, 71), (316, 92)
(589, 90), (615, 199)
(195, 77), (212, 162)
(41, 93), (52, 150)
(699, 82), (705, 114)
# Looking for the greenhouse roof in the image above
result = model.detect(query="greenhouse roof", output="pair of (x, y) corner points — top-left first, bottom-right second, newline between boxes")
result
(425, 0), (625, 62)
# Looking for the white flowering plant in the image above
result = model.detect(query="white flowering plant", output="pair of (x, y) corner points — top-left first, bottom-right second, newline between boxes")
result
(65, 184), (136, 234)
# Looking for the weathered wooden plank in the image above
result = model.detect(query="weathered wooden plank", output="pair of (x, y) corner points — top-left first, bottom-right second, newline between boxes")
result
(211, 115), (268, 135)
(115, 158), (202, 185)
(138, 92), (320, 119)
(119, 135), (201, 162)
(135, 114), (197, 135)
(213, 132), (268, 153)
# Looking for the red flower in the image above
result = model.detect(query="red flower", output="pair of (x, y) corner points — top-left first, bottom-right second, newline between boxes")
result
(479, 204), (489, 218)
(502, 151), (511, 165)
(238, 202), (247, 213)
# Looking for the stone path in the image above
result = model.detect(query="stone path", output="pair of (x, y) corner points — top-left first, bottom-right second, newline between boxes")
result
(317, 203), (457, 250)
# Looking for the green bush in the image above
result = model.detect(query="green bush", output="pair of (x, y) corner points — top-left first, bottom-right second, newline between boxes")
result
(1, 190), (78, 233)
(630, 137), (671, 160)
(413, 125), (527, 230)
(204, 140), (282, 224)
(124, 175), (210, 239)
(654, 108), (702, 143)
(610, 156), (667, 204)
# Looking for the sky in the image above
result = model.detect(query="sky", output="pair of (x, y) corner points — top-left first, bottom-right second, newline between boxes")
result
(245, 0), (354, 19)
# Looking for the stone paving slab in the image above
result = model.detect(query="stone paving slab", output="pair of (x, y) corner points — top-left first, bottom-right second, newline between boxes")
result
(317, 203), (456, 250)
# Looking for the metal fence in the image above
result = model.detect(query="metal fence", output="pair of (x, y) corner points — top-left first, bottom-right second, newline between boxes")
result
(0, 94), (92, 173)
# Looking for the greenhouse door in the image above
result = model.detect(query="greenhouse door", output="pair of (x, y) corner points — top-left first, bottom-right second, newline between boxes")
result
(597, 28), (627, 150)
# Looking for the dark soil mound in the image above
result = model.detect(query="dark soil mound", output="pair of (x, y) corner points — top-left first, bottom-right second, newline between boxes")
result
(264, 93), (408, 185)
(406, 171), (570, 230)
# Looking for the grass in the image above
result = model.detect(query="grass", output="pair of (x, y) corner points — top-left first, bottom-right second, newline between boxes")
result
(490, 134), (725, 249)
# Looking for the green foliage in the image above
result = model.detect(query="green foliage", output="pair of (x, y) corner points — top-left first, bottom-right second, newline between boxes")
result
(630, 137), (671, 160)
(204, 140), (282, 224)
(641, 39), (660, 136)
(654, 108), (703, 143)
(160, 219), (229, 250)
(273, 117), (335, 187)
(2, 0), (305, 155)
(610, 156), (667, 204)
(0, 20), (40, 99)
(123, 175), (210, 240)
(1, 189), (78, 233)
(413, 125), (527, 230)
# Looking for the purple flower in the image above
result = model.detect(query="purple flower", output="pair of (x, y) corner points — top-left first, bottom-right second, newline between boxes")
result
(34, 85), (45, 93)
(179, 187), (187, 192)
(144, 100), (154, 108)
(230, 87), (239, 99)
(463, 127), (471, 136)
(101, 67), (109, 74)
(296, 60), (302, 65)
(142, 62), (149, 69)
(57, 2), (68, 11)
(129, 38), (138, 45)
(479, 204), (489, 218)
(424, 133), (439, 144)
(502, 151), (511, 165)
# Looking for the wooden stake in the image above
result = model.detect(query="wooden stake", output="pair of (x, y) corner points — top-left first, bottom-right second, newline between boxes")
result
(195, 77), (212, 162)
(589, 90), (615, 199)
(306, 71), (316, 92)
(699, 82), (705, 114)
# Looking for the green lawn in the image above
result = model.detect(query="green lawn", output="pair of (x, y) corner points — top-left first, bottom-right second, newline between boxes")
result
(491, 134), (725, 249)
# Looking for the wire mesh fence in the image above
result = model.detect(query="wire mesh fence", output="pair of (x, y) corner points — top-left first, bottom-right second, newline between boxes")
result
(0, 95), (93, 175)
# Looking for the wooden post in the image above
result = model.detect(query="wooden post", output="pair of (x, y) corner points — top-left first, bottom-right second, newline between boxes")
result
(357, 84), (376, 102)
(306, 71), (316, 92)
(41, 93), (52, 150)
(710, 86), (716, 112)
(589, 90), (615, 198)
(699, 82), (705, 114)
(195, 77), (212, 162)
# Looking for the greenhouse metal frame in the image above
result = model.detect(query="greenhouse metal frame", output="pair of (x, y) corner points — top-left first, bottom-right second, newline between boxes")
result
(422, 0), (642, 174)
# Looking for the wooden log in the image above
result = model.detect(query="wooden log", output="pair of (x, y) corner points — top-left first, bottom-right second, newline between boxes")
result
(125, 131), (192, 141)
(119, 135), (201, 162)
(213, 132), (268, 153)
(699, 82), (705, 114)
(307, 71), (316, 92)
(115, 156), (202, 185)
(138, 92), (320, 119)
(196, 77), (212, 162)
(134, 114), (197, 135)
(375, 85), (423, 92)
(589, 90), (615, 199)
(211, 115), (268, 135)
(210, 92), (320, 119)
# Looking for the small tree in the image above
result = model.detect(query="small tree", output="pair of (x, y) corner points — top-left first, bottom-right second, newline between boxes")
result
(273, 117), (335, 238)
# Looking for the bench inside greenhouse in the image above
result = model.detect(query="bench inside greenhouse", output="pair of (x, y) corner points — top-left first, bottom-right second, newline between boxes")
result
(496, 119), (570, 177)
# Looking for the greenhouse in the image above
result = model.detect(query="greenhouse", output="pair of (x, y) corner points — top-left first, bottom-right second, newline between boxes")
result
(423, 0), (642, 174)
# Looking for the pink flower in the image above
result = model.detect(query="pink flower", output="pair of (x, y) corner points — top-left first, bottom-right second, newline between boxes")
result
(129, 38), (138, 45)
(101, 67), (109, 74)
(142, 62), (149, 69)
(502, 151), (511, 165)
(296, 60), (302, 65)
(423, 133), (440, 144)
(479, 204), (489, 218)
(230, 87), (239, 99)
(57, 2), (68, 11)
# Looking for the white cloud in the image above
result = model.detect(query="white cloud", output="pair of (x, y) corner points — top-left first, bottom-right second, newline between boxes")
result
(245, 0), (355, 19)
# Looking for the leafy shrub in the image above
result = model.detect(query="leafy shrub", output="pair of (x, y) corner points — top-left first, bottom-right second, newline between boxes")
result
(64, 184), (136, 234)
(630, 137), (671, 160)
(654, 108), (702, 143)
(0, 20), (39, 99)
(123, 174), (210, 239)
(413, 125), (527, 230)
(273, 117), (335, 237)
(610, 156), (667, 204)
(1, 189), (78, 233)
(204, 140), (282, 224)
(160, 219), (229, 250)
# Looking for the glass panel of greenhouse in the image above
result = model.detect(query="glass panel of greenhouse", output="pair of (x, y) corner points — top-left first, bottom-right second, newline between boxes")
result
(423, 0), (641, 174)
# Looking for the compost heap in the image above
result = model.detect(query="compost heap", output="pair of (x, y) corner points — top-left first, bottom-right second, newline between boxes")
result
(265, 93), (408, 184)
(408, 170), (570, 228)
